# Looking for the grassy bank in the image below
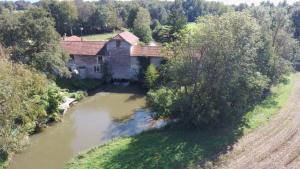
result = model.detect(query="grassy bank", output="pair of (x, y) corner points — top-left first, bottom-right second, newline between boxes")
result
(64, 74), (297, 169)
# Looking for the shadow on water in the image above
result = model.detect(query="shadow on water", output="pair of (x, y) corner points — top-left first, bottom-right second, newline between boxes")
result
(89, 84), (146, 96)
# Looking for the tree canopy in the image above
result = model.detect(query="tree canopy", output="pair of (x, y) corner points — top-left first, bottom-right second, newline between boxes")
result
(0, 8), (69, 77)
(133, 7), (152, 43)
(147, 9), (300, 126)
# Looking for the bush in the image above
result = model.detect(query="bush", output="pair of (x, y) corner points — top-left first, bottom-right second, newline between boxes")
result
(145, 64), (159, 89)
(46, 85), (64, 117)
(70, 91), (87, 101)
(146, 87), (176, 118)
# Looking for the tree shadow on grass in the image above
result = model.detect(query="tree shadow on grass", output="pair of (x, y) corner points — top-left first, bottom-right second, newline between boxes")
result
(99, 121), (246, 169)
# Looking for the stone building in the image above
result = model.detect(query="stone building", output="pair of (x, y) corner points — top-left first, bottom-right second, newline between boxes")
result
(61, 32), (163, 80)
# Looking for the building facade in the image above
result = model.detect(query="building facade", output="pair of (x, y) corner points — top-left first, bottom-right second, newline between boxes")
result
(61, 32), (164, 80)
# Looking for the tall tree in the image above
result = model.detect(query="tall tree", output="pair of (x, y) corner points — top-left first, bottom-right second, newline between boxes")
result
(292, 3), (300, 39)
(88, 4), (122, 33)
(133, 7), (152, 43)
(250, 3), (300, 82)
(41, 0), (78, 35)
(148, 12), (272, 126)
(0, 8), (69, 76)
(167, 0), (187, 41)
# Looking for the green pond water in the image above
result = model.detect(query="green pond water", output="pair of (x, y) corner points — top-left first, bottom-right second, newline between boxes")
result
(8, 86), (149, 169)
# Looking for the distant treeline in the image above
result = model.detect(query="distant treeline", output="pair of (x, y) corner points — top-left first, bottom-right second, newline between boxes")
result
(0, 0), (231, 37)
(2, 0), (300, 41)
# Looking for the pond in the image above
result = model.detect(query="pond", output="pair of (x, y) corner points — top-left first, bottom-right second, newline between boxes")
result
(8, 85), (160, 169)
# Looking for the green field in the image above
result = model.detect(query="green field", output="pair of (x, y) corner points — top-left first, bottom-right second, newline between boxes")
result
(63, 74), (296, 169)
(83, 32), (118, 41)
(83, 29), (128, 41)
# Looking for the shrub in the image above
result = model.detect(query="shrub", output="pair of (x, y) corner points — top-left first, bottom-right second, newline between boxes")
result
(146, 87), (176, 118)
(145, 64), (159, 89)
(70, 91), (87, 101)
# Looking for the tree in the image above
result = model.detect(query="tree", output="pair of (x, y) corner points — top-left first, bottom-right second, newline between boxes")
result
(41, 0), (78, 35)
(75, 1), (96, 33)
(167, 0), (187, 41)
(87, 4), (122, 33)
(0, 57), (48, 160)
(292, 3), (300, 39)
(250, 4), (300, 82)
(183, 0), (232, 22)
(145, 64), (159, 89)
(148, 12), (272, 126)
(0, 8), (70, 77)
(133, 7), (152, 43)
(126, 4), (139, 29)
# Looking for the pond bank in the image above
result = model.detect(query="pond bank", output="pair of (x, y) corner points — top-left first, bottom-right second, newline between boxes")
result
(64, 74), (297, 169)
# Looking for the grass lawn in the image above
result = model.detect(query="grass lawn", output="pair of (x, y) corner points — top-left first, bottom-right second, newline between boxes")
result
(64, 74), (297, 169)
(83, 29), (128, 41)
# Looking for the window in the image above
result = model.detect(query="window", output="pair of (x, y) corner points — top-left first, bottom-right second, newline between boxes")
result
(94, 65), (100, 72)
(116, 40), (121, 48)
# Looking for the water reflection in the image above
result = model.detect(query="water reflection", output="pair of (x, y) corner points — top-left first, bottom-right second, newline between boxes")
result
(105, 111), (167, 140)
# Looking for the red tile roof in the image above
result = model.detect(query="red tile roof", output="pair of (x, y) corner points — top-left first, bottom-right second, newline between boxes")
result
(63, 35), (82, 41)
(60, 41), (106, 56)
(113, 32), (139, 45)
(131, 45), (162, 57)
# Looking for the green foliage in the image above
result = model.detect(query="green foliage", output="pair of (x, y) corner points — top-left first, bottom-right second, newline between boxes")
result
(183, 0), (233, 22)
(87, 4), (122, 33)
(70, 91), (87, 101)
(250, 3), (300, 82)
(167, 0), (187, 41)
(152, 24), (172, 43)
(147, 87), (176, 118)
(0, 54), (74, 163)
(149, 7), (300, 126)
(45, 84), (64, 122)
(148, 12), (276, 126)
(0, 58), (48, 160)
(41, 0), (78, 35)
(0, 8), (70, 77)
(144, 64), (159, 89)
(133, 7), (152, 43)
(292, 4), (300, 39)
(137, 57), (151, 82)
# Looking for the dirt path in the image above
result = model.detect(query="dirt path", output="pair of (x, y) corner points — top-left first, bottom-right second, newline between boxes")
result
(218, 73), (300, 169)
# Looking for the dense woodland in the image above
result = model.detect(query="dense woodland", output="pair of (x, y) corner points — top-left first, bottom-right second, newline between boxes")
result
(1, 0), (300, 167)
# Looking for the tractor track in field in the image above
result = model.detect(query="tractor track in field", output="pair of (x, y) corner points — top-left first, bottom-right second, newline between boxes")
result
(217, 73), (300, 169)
